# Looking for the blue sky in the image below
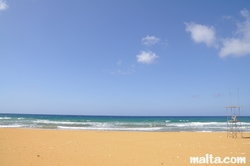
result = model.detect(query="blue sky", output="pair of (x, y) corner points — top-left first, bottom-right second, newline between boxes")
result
(1, 0), (250, 116)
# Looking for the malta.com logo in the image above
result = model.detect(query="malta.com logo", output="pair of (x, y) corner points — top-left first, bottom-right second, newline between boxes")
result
(190, 154), (246, 164)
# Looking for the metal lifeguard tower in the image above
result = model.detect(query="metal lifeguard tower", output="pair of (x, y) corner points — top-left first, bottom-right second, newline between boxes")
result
(226, 106), (242, 138)
(226, 88), (243, 138)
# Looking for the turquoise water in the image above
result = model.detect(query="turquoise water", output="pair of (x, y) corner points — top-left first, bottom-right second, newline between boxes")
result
(0, 114), (250, 132)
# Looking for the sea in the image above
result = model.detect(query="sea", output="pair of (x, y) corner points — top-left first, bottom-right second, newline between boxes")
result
(0, 114), (250, 132)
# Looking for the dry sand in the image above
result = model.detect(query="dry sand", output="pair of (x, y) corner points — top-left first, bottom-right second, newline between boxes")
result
(0, 129), (249, 166)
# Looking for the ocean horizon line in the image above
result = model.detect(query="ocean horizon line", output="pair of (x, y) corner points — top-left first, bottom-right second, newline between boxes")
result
(1, 113), (249, 117)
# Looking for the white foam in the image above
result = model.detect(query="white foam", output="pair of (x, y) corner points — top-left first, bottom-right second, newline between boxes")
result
(0, 125), (23, 128)
(179, 120), (189, 122)
(17, 118), (25, 120)
(166, 122), (227, 127)
(0, 117), (11, 120)
(58, 126), (163, 131)
(240, 122), (250, 126)
(33, 120), (90, 125)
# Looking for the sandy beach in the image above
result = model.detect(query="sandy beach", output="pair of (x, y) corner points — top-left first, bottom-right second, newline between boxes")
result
(0, 129), (249, 166)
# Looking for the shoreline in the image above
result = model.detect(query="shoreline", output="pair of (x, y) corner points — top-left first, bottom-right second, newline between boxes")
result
(1, 128), (249, 166)
(1, 127), (250, 133)
(0, 127), (227, 131)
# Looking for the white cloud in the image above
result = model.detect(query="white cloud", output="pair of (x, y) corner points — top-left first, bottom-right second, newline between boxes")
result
(185, 22), (217, 47)
(115, 69), (134, 75)
(185, 9), (250, 58)
(219, 9), (250, 57)
(0, 0), (8, 11)
(104, 65), (135, 75)
(142, 35), (160, 46)
(219, 38), (250, 57)
(222, 15), (233, 20)
(136, 51), (159, 64)
(117, 59), (122, 65)
(240, 8), (249, 18)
